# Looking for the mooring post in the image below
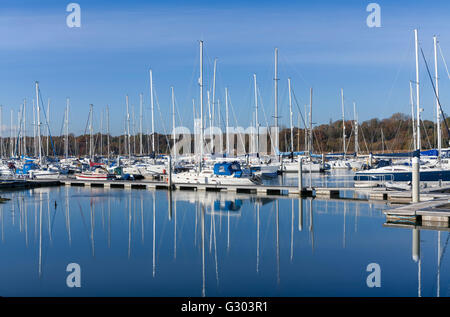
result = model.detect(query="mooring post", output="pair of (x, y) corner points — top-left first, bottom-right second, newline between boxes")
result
(168, 155), (173, 190)
(298, 158), (303, 194)
(321, 153), (325, 170)
(412, 150), (420, 203)
(369, 152), (373, 168)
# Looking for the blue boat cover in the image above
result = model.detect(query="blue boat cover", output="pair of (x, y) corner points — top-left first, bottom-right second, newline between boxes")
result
(213, 161), (241, 176)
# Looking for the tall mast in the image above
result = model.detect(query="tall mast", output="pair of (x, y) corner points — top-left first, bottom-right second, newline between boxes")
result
(414, 29), (421, 150)
(100, 109), (103, 157)
(341, 88), (345, 157)
(89, 104), (93, 160)
(23, 99), (26, 156)
(126, 95), (131, 160)
(212, 58), (217, 128)
(309, 88), (313, 154)
(0, 105), (2, 158)
(150, 69), (155, 153)
(171, 86), (176, 158)
(304, 104), (307, 152)
(274, 48), (279, 153)
(288, 78), (294, 152)
(410, 81), (417, 150)
(106, 105), (110, 160)
(139, 93), (143, 156)
(225, 87), (229, 155)
(65, 98), (69, 159)
(35, 82), (42, 164)
(354, 101), (358, 155)
(32, 99), (36, 157)
(10, 109), (13, 157)
(254, 74), (259, 154)
(199, 40), (204, 171)
(434, 35), (441, 158)
(46, 99), (50, 157)
(207, 90), (212, 153)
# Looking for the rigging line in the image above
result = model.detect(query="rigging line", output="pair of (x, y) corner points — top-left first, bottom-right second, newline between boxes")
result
(359, 125), (370, 153)
(291, 89), (307, 128)
(291, 87), (323, 152)
(438, 42), (450, 80)
(153, 88), (171, 152)
(37, 89), (56, 157)
(420, 119), (433, 150)
(420, 45), (450, 142)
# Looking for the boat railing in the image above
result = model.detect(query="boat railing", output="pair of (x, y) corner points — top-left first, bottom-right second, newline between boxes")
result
(354, 173), (394, 187)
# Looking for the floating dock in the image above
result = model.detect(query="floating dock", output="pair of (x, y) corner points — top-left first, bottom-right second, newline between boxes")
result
(384, 196), (450, 228)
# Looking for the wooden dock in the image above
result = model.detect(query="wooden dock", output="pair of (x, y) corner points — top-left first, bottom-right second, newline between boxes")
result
(384, 197), (450, 228)
(58, 178), (427, 202)
(0, 179), (61, 189)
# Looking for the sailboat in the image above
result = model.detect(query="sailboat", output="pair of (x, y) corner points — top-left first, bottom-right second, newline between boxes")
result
(172, 161), (262, 185)
(355, 30), (450, 186)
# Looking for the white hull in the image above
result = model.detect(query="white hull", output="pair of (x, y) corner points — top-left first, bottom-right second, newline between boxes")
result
(172, 172), (260, 186)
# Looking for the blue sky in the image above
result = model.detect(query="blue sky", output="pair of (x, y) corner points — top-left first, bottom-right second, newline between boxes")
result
(1, 0), (450, 136)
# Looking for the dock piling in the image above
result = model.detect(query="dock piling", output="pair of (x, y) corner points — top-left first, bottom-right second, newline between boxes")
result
(412, 152), (420, 203)
(168, 155), (173, 190)
(298, 159), (302, 193)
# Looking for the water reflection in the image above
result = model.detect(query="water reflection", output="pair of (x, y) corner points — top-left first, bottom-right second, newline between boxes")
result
(0, 186), (448, 297)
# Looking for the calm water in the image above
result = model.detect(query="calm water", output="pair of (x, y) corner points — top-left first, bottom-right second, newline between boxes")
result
(0, 174), (448, 297)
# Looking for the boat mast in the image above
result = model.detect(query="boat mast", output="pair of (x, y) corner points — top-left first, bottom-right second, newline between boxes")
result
(254, 74), (259, 154)
(107, 105), (110, 161)
(414, 29), (421, 151)
(410, 81), (417, 150)
(100, 109), (103, 157)
(140, 93), (143, 156)
(23, 99), (26, 156)
(309, 88), (313, 155)
(171, 86), (176, 158)
(32, 99), (36, 158)
(35, 82), (42, 165)
(207, 90), (212, 153)
(225, 87), (229, 156)
(89, 104), (93, 160)
(341, 88), (345, 158)
(10, 110), (13, 158)
(274, 48), (279, 154)
(434, 35), (441, 159)
(46, 99), (50, 157)
(199, 40), (204, 171)
(0, 105), (2, 158)
(150, 69), (155, 154)
(126, 95), (131, 160)
(65, 98), (69, 159)
(288, 78), (294, 153)
(353, 101), (359, 155)
(212, 58), (217, 128)
(304, 104), (307, 152)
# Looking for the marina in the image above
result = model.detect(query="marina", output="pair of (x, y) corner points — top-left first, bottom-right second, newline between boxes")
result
(2, 0), (450, 302)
